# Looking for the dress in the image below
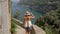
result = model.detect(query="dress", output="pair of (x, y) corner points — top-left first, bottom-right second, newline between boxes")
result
(24, 20), (32, 27)
(24, 20), (32, 30)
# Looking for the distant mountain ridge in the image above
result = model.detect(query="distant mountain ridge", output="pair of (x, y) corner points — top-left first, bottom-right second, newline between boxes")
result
(19, 0), (60, 5)
(18, 0), (59, 13)
(12, 0), (60, 13)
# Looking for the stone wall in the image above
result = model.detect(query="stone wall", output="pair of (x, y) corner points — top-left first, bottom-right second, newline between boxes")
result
(0, 0), (11, 34)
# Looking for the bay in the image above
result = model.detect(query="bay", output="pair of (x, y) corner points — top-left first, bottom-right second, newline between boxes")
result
(11, 2), (42, 24)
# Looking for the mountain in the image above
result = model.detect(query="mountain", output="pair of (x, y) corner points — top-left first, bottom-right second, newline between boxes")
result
(13, 18), (46, 34)
(18, 0), (59, 13)
(19, 0), (60, 5)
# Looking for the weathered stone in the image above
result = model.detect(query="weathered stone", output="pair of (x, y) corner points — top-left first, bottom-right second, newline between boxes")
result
(0, 0), (11, 34)
(16, 25), (25, 34)
(33, 25), (46, 34)
(16, 25), (46, 34)
(13, 18), (46, 34)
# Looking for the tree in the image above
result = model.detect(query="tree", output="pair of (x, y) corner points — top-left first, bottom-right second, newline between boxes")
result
(35, 9), (60, 34)
(14, 10), (20, 19)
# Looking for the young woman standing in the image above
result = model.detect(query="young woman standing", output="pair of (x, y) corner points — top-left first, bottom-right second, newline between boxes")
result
(23, 11), (35, 34)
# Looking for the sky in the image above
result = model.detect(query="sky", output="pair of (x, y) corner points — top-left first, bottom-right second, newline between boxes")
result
(11, 0), (20, 2)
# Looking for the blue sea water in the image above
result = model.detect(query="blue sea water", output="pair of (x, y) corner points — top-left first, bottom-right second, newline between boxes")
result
(11, 2), (41, 24)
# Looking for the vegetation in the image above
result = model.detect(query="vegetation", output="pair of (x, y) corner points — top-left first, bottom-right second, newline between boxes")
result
(19, 0), (60, 34)
(14, 10), (20, 19)
(11, 11), (21, 34)
(19, 0), (60, 5)
(11, 19), (17, 34)
(11, 0), (60, 34)
(35, 9), (60, 34)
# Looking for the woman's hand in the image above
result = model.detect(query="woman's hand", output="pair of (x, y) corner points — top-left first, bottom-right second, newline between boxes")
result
(30, 13), (33, 15)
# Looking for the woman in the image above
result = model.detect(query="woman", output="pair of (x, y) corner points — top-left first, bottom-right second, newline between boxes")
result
(23, 11), (35, 34)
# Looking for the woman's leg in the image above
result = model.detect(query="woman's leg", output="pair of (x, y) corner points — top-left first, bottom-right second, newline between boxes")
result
(26, 30), (30, 34)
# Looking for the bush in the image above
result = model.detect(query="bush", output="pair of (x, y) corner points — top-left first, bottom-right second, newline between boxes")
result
(11, 19), (17, 34)
(35, 9), (60, 34)
(14, 10), (20, 19)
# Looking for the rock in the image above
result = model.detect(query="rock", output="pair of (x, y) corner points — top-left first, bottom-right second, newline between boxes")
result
(13, 18), (46, 34)
(16, 25), (46, 34)
(16, 25), (25, 34)
(33, 25), (46, 34)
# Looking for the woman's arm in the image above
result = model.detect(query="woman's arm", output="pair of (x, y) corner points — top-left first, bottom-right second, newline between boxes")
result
(30, 13), (35, 19)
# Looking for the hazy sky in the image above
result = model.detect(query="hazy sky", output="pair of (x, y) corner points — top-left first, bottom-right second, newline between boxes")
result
(11, 0), (20, 2)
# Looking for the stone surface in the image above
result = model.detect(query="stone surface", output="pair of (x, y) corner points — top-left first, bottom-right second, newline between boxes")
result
(13, 18), (46, 34)
(16, 25), (46, 34)
(0, 0), (11, 34)
(33, 25), (46, 34)
(16, 25), (26, 34)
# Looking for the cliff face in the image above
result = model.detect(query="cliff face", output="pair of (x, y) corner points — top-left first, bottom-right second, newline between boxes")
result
(0, 0), (11, 34)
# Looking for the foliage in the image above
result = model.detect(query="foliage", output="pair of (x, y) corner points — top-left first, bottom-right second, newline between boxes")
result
(11, 19), (17, 34)
(19, 0), (60, 5)
(14, 10), (20, 19)
(44, 25), (53, 34)
(18, 0), (59, 14)
(35, 9), (60, 34)
(11, 10), (21, 34)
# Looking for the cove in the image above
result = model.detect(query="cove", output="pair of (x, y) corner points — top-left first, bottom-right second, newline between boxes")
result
(11, 2), (42, 24)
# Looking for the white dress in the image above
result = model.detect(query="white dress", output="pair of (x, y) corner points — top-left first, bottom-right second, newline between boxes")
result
(24, 20), (32, 27)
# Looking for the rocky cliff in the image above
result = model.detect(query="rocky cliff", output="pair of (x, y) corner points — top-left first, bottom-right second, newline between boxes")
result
(13, 18), (46, 34)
